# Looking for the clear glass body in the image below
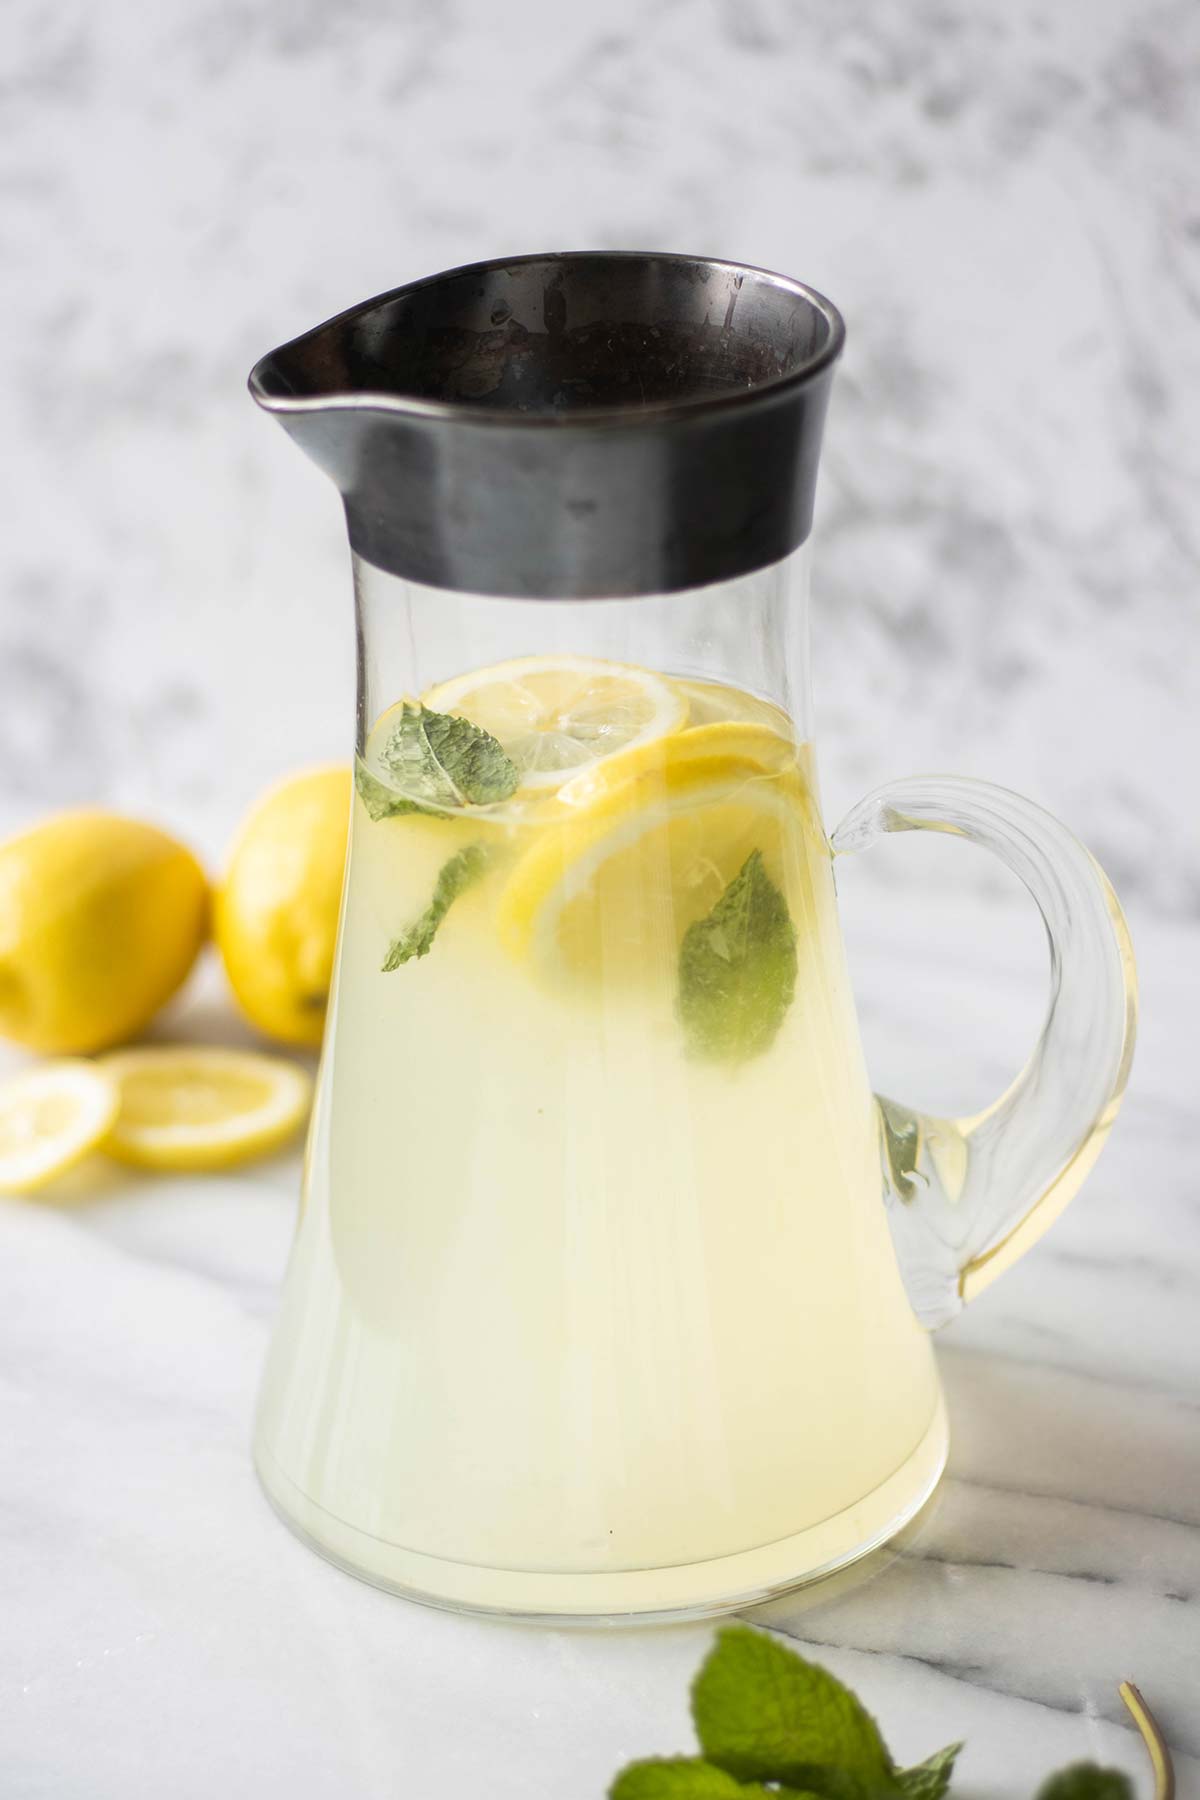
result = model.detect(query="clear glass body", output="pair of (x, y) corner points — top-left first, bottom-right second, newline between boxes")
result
(250, 258), (1136, 1618)
(254, 549), (948, 1618)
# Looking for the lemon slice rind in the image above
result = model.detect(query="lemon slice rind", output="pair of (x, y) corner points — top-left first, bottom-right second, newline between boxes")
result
(99, 1047), (313, 1172)
(670, 676), (795, 735)
(498, 753), (808, 975)
(554, 718), (797, 809)
(0, 1060), (120, 1195)
(422, 655), (688, 790)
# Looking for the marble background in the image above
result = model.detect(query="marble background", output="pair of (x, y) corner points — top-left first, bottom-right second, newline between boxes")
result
(2, 3), (1198, 1797)
(2, 0), (1198, 912)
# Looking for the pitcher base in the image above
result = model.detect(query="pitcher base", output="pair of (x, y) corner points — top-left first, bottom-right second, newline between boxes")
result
(254, 1400), (947, 1625)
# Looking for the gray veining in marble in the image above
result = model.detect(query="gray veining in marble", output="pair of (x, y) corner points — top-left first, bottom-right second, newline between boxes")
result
(3, 903), (1198, 1799)
(1, 0), (1198, 906)
(1, 2), (1198, 1796)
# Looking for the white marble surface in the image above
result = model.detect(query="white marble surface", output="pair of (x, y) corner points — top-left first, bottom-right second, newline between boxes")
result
(1, 890), (1197, 1799)
(2, 0), (1199, 899)
(2, 0), (1199, 1794)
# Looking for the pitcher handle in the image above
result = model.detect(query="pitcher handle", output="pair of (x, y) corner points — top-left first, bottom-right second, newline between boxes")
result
(831, 776), (1137, 1329)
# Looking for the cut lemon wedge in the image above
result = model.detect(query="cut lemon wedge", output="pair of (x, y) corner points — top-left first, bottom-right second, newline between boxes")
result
(423, 656), (687, 789)
(0, 1060), (120, 1195)
(498, 739), (816, 985)
(99, 1047), (312, 1171)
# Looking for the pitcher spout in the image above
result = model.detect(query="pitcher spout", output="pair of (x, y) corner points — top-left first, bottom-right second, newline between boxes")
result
(248, 251), (843, 600)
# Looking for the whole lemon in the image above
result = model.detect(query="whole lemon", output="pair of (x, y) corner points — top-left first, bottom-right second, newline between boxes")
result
(215, 767), (350, 1047)
(0, 811), (209, 1055)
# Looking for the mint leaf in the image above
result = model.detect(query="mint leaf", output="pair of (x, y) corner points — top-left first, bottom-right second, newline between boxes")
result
(607, 1625), (1168, 1800)
(422, 706), (520, 803)
(678, 852), (797, 1062)
(691, 1628), (894, 1797)
(895, 1742), (962, 1800)
(354, 757), (433, 822)
(381, 702), (518, 809)
(610, 1761), (750, 1799)
(1036, 1767), (1135, 1800)
(610, 1762), (822, 1799)
(382, 844), (490, 969)
(380, 703), (463, 808)
(877, 1096), (923, 1203)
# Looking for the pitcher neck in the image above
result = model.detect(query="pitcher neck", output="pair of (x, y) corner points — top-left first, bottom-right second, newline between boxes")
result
(352, 547), (815, 753)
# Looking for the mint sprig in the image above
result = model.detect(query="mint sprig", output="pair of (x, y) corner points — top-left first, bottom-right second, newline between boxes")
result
(691, 1627), (893, 1797)
(354, 757), (425, 822)
(355, 704), (519, 820)
(382, 702), (518, 809)
(896, 1742), (964, 1800)
(877, 1095), (924, 1204)
(678, 851), (798, 1063)
(610, 1761), (772, 1798)
(382, 843), (490, 969)
(1036, 1771), (1137, 1800)
(610, 1627), (1141, 1800)
(611, 1759), (821, 1798)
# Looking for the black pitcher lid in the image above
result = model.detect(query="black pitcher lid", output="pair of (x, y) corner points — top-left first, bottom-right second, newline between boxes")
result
(249, 252), (845, 599)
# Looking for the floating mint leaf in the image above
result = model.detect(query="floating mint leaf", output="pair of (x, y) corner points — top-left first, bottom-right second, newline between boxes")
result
(678, 853), (798, 1063)
(381, 703), (518, 810)
(1036, 1768), (1135, 1800)
(895, 1742), (962, 1800)
(382, 844), (491, 969)
(877, 1096), (923, 1204)
(354, 757), (434, 822)
(691, 1628), (894, 1798)
(610, 1760), (822, 1799)
(380, 703), (462, 808)
(421, 706), (520, 803)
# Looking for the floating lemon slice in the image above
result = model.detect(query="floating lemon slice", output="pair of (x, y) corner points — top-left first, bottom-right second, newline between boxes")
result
(498, 737), (813, 984)
(670, 675), (796, 735)
(99, 1047), (312, 1171)
(556, 717), (798, 809)
(0, 1060), (120, 1195)
(423, 655), (687, 790)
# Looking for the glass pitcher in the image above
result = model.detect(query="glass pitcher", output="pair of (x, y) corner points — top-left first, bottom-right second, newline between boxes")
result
(248, 254), (1135, 1621)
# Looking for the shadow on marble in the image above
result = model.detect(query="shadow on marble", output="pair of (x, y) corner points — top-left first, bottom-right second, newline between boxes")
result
(745, 1340), (1200, 1772)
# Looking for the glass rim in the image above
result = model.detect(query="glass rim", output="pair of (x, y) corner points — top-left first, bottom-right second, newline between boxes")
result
(248, 250), (846, 430)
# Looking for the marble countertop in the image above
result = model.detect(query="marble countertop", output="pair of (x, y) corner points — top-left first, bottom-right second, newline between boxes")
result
(3, 884), (1196, 1799)
(2, 0), (1198, 1792)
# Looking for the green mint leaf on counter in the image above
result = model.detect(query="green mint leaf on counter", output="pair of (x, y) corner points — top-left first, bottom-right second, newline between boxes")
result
(610, 1626), (1171, 1800)
(1035, 1767), (1135, 1800)
(382, 844), (490, 969)
(381, 703), (518, 809)
(678, 853), (798, 1063)
(895, 1742), (962, 1800)
(691, 1629), (894, 1798)
(610, 1761), (822, 1800)
(610, 1760), (753, 1799)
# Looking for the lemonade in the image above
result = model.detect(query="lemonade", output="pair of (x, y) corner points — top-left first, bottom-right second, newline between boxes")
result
(255, 659), (942, 1615)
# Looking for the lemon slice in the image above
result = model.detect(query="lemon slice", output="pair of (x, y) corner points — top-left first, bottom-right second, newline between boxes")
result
(423, 656), (687, 790)
(498, 743), (814, 984)
(556, 717), (799, 809)
(671, 676), (795, 735)
(0, 1060), (120, 1195)
(99, 1047), (312, 1171)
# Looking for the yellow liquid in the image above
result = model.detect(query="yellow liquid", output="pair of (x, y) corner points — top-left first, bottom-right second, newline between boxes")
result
(255, 675), (941, 1615)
